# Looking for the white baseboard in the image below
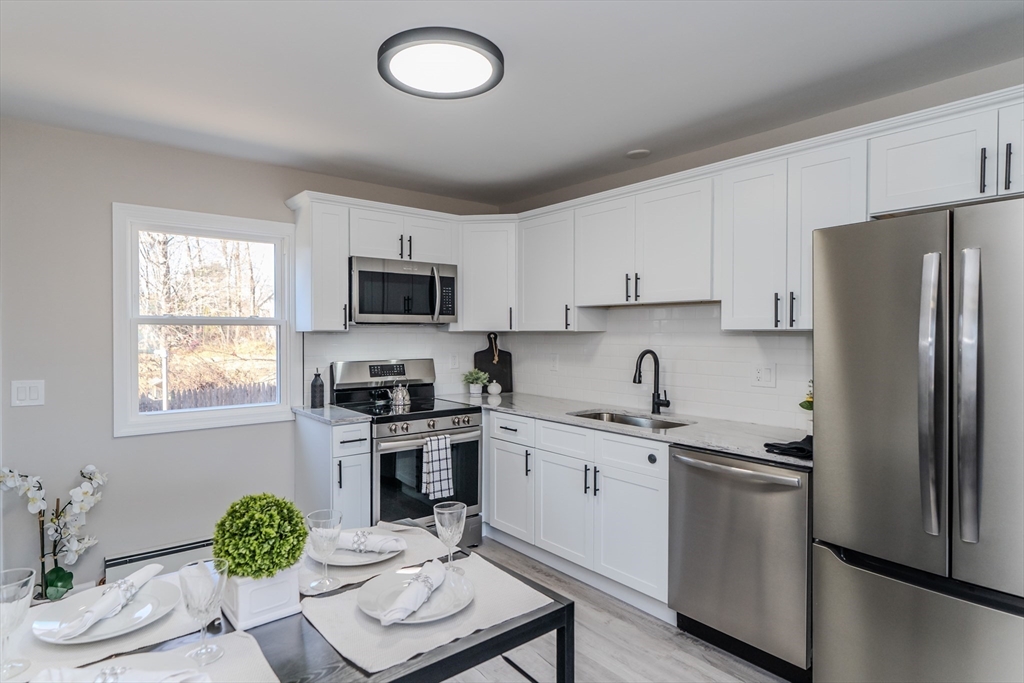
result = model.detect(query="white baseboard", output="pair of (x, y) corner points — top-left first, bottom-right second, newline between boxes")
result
(483, 524), (677, 625)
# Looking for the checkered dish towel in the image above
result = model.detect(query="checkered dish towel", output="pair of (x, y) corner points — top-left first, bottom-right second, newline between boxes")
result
(422, 434), (454, 500)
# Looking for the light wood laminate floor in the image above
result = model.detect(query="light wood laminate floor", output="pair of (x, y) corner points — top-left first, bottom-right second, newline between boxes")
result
(445, 538), (783, 683)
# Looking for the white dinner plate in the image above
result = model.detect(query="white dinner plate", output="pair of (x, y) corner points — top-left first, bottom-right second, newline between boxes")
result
(306, 533), (404, 566)
(32, 579), (180, 644)
(356, 566), (474, 624)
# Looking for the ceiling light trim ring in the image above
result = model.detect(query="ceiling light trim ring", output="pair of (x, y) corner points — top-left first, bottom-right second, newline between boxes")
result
(378, 27), (504, 100)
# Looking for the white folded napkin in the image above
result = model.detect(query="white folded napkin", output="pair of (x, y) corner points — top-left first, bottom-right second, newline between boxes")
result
(337, 530), (408, 554)
(375, 521), (421, 533)
(53, 563), (164, 641)
(379, 559), (447, 626)
(31, 666), (209, 682)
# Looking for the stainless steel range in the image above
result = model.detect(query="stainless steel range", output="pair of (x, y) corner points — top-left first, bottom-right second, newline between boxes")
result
(329, 358), (482, 546)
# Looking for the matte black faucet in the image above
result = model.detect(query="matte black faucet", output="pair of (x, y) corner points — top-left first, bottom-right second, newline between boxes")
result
(633, 349), (671, 415)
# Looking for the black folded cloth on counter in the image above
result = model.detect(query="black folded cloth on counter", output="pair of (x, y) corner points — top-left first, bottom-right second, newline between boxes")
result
(763, 435), (813, 459)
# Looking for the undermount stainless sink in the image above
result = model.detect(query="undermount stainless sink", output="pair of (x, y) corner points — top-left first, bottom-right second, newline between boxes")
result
(572, 411), (692, 431)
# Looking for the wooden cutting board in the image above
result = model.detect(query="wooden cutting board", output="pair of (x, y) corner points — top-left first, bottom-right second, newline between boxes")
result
(474, 332), (513, 393)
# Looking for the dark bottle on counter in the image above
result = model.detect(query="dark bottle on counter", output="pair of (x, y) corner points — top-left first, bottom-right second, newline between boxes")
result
(310, 368), (325, 409)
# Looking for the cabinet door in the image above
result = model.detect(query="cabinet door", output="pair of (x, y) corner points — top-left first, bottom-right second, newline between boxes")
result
(534, 450), (593, 568)
(405, 215), (454, 264)
(350, 208), (404, 260)
(488, 440), (534, 543)
(519, 212), (575, 331)
(786, 141), (867, 330)
(719, 160), (789, 330)
(297, 201), (349, 332)
(593, 465), (668, 601)
(332, 453), (371, 530)
(461, 223), (516, 331)
(574, 197), (636, 306)
(998, 103), (1024, 196)
(635, 178), (713, 303)
(868, 110), (998, 214)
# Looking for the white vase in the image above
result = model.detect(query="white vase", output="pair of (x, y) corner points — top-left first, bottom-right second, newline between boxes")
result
(221, 563), (300, 630)
(469, 384), (483, 396)
(487, 382), (502, 395)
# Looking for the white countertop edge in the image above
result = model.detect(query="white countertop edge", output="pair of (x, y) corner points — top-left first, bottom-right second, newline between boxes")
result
(291, 405), (372, 425)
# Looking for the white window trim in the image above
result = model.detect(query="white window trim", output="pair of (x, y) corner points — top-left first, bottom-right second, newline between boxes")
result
(113, 203), (296, 437)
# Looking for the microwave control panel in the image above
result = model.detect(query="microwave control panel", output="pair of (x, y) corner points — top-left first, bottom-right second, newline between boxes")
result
(439, 277), (456, 317)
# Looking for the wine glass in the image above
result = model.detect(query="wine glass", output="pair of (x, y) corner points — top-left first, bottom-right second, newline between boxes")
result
(1, 568), (35, 681)
(306, 509), (343, 593)
(178, 558), (229, 666)
(433, 502), (467, 574)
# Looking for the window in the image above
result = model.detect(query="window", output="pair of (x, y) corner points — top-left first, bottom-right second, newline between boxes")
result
(113, 204), (295, 436)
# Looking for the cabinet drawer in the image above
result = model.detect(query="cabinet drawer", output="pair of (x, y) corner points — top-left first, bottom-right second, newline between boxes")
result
(536, 420), (594, 461)
(332, 423), (371, 457)
(490, 412), (535, 446)
(595, 431), (668, 479)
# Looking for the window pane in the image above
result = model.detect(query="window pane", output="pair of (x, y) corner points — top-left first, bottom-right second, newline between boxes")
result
(138, 231), (275, 317)
(138, 324), (278, 413)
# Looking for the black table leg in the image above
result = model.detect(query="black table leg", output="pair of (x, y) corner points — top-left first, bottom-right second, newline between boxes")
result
(556, 602), (575, 683)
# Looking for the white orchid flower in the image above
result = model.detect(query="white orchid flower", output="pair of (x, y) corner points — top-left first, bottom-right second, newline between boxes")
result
(27, 488), (46, 514)
(1, 468), (20, 491)
(18, 475), (40, 496)
(81, 465), (108, 486)
(70, 481), (98, 513)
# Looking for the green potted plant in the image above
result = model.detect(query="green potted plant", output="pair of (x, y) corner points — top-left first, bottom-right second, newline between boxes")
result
(462, 368), (490, 396)
(799, 380), (813, 435)
(214, 493), (307, 630)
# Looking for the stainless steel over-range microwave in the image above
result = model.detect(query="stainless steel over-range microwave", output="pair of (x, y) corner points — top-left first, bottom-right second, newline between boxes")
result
(350, 256), (457, 324)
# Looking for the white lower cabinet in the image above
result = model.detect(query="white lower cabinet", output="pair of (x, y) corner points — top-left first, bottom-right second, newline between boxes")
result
(488, 439), (534, 543)
(295, 417), (372, 527)
(534, 449), (593, 566)
(332, 453), (371, 529)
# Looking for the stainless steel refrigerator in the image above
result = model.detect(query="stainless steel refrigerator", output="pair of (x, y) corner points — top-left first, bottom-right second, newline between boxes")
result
(812, 198), (1024, 682)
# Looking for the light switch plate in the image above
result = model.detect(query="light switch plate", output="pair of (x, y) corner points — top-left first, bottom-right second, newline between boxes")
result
(751, 363), (777, 388)
(11, 380), (45, 406)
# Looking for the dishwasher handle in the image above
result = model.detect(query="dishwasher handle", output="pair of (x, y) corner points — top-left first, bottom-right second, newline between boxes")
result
(672, 453), (802, 488)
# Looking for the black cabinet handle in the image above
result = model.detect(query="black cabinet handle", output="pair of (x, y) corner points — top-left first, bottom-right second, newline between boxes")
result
(399, 234), (404, 259)
(789, 292), (796, 327)
(525, 450), (531, 476)
(593, 467), (599, 496)
(774, 293), (781, 328)
(408, 235), (412, 260)
(338, 437), (367, 445)
(337, 460), (343, 488)
(343, 304), (348, 330)
(625, 273), (631, 302)
(509, 307), (513, 330)
(565, 304), (570, 330)
(584, 464), (590, 493)
(980, 147), (987, 193)
(499, 425), (518, 432)
(1006, 143), (1013, 191)
(635, 272), (640, 301)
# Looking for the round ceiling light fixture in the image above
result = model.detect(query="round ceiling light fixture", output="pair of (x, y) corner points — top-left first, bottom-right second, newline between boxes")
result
(378, 27), (504, 99)
(626, 149), (651, 160)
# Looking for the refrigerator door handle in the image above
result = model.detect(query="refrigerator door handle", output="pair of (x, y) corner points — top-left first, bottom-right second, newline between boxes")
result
(918, 252), (942, 536)
(958, 247), (981, 543)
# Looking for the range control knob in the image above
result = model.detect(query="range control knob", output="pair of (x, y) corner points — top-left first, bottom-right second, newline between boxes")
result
(388, 424), (398, 434)
(461, 415), (472, 426)
(401, 423), (410, 433)
(427, 419), (436, 429)
(452, 417), (460, 426)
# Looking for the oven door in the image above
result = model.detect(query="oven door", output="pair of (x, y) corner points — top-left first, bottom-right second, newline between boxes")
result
(372, 427), (481, 525)
(351, 257), (457, 324)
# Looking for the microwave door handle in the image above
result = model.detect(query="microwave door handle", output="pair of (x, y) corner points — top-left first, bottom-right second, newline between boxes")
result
(958, 248), (981, 543)
(432, 266), (441, 321)
(918, 252), (942, 536)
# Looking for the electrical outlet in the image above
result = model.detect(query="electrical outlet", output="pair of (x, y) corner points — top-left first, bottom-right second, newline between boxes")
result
(11, 380), (45, 406)
(751, 363), (777, 388)
(547, 353), (559, 373)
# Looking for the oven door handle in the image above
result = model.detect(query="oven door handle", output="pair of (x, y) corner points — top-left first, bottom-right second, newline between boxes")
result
(375, 430), (482, 454)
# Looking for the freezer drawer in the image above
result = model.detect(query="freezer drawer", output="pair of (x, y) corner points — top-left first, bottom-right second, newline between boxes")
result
(668, 448), (809, 668)
(814, 543), (1024, 682)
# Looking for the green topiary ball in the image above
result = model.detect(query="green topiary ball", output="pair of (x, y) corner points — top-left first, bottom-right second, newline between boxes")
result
(213, 493), (308, 579)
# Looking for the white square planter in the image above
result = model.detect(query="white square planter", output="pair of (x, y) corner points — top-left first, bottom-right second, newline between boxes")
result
(221, 564), (300, 630)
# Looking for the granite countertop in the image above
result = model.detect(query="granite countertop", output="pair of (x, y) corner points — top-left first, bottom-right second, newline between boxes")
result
(437, 392), (812, 470)
(291, 405), (372, 426)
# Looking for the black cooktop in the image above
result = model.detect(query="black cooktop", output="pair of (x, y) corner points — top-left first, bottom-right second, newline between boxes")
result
(336, 397), (479, 423)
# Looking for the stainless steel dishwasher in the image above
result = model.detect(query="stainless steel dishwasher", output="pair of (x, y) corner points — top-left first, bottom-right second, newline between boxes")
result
(668, 447), (810, 671)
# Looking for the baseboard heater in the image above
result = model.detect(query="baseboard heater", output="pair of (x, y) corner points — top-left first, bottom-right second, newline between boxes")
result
(104, 539), (213, 582)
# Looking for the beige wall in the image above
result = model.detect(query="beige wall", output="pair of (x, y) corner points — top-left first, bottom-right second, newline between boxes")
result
(0, 119), (496, 582)
(501, 58), (1024, 213)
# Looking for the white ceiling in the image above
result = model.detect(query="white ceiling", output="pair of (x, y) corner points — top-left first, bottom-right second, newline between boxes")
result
(2, 1), (1022, 207)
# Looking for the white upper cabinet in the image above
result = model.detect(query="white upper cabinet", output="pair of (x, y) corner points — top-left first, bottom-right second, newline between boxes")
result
(634, 178), (714, 304)
(519, 212), (574, 330)
(350, 207), (454, 264)
(998, 103), (1024, 196)
(574, 197), (636, 306)
(294, 199), (350, 332)
(719, 159), (789, 330)
(868, 110), (999, 214)
(460, 222), (516, 332)
(786, 141), (867, 330)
